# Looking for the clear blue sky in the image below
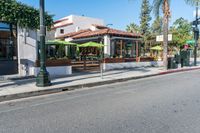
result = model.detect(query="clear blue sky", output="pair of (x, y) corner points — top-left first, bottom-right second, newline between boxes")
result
(17, 0), (195, 30)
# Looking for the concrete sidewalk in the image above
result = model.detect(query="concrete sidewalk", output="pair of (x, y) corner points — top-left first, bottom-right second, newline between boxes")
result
(0, 66), (200, 102)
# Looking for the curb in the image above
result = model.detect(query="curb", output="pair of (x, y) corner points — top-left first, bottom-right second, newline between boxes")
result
(0, 67), (200, 102)
(159, 67), (200, 75)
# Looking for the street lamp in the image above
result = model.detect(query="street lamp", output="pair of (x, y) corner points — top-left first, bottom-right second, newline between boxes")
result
(36, 0), (51, 87)
(194, 2), (199, 66)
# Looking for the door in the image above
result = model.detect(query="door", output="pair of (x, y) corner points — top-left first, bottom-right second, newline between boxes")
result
(0, 22), (18, 75)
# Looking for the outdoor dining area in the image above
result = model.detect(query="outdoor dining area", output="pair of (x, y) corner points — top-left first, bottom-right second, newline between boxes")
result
(41, 39), (162, 73)
(44, 40), (104, 71)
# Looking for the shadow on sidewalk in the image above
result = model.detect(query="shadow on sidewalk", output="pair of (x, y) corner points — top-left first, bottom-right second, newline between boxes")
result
(52, 67), (151, 86)
(0, 67), (152, 88)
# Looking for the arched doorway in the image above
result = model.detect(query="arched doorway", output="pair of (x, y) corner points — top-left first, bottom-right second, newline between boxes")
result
(0, 22), (18, 75)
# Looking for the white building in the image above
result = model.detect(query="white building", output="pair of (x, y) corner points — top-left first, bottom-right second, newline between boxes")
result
(0, 22), (72, 77)
(52, 15), (104, 38)
(0, 15), (104, 77)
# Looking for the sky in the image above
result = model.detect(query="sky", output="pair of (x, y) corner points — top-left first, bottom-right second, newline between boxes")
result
(17, 0), (196, 30)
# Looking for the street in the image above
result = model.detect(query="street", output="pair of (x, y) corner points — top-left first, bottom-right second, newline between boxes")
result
(0, 70), (200, 133)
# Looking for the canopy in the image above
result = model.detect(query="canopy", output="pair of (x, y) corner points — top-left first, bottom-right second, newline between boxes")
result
(150, 45), (163, 51)
(126, 43), (133, 47)
(46, 40), (78, 46)
(78, 42), (105, 48)
(186, 40), (195, 45)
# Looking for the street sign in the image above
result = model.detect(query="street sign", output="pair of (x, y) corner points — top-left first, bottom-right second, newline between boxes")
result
(192, 20), (200, 25)
(193, 10), (200, 17)
(156, 34), (173, 42)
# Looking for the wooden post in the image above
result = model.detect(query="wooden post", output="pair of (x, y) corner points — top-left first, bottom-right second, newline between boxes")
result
(120, 40), (123, 58)
(84, 56), (86, 70)
(131, 41), (134, 57)
(136, 41), (140, 62)
(136, 41), (139, 57)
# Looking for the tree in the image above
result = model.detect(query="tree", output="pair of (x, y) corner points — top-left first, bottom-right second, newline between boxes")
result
(153, 0), (171, 69)
(185, 0), (200, 5)
(0, 0), (53, 29)
(140, 0), (152, 54)
(126, 23), (140, 33)
(151, 17), (163, 35)
(140, 0), (152, 36)
(170, 17), (192, 47)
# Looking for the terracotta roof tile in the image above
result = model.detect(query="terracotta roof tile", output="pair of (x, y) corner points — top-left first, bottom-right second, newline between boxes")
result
(54, 18), (69, 24)
(72, 28), (142, 39)
(56, 27), (142, 40)
(51, 23), (73, 30)
(56, 29), (91, 39)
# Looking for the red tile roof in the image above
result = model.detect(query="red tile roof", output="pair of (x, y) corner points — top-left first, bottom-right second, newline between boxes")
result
(56, 27), (142, 39)
(54, 18), (69, 24)
(56, 29), (91, 39)
(72, 28), (142, 39)
(51, 23), (73, 30)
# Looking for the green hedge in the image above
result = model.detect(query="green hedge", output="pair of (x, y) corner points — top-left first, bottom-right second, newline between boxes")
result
(0, 0), (53, 29)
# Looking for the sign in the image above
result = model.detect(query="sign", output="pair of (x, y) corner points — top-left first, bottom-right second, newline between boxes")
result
(156, 34), (172, 42)
(193, 10), (200, 17)
(192, 20), (200, 25)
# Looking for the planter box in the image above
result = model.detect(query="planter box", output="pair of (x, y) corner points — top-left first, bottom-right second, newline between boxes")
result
(125, 58), (136, 62)
(103, 61), (163, 71)
(34, 59), (72, 77)
(103, 58), (125, 63)
(103, 57), (155, 63)
(34, 66), (72, 77)
(35, 59), (71, 67)
(140, 57), (155, 62)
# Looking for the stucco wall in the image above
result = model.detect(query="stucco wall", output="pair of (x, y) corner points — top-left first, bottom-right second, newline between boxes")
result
(34, 66), (72, 77)
(104, 35), (111, 57)
(103, 61), (163, 71)
(55, 15), (104, 38)
(17, 27), (38, 76)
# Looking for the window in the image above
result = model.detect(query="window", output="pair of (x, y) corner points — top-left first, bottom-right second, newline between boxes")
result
(60, 29), (64, 34)
(0, 22), (10, 31)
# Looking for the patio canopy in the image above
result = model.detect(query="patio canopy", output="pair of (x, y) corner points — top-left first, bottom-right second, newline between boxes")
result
(186, 40), (195, 45)
(78, 41), (105, 48)
(46, 40), (78, 46)
(150, 45), (163, 51)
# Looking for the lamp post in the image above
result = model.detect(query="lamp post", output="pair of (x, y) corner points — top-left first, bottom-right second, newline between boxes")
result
(194, 2), (199, 66)
(36, 0), (51, 87)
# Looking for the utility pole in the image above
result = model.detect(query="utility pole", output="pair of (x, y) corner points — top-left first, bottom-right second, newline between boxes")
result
(194, 2), (199, 66)
(36, 0), (51, 87)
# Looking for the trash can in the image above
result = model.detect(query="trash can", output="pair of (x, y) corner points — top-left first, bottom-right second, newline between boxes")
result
(180, 50), (190, 67)
(168, 57), (178, 69)
(174, 54), (181, 64)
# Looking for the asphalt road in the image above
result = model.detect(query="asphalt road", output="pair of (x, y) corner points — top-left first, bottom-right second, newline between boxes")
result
(0, 70), (200, 133)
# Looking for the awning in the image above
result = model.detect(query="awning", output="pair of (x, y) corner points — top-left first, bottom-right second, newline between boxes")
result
(150, 45), (163, 51)
(186, 40), (195, 45)
(46, 40), (78, 46)
(78, 41), (105, 48)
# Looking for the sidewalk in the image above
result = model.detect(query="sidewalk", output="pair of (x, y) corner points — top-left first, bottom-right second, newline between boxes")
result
(0, 66), (200, 102)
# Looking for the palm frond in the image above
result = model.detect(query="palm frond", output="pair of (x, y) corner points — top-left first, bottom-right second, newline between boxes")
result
(185, 0), (200, 6)
(153, 0), (164, 17)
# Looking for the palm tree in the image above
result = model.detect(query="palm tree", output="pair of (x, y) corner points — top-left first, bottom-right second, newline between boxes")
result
(185, 0), (200, 5)
(126, 23), (140, 33)
(153, 0), (171, 69)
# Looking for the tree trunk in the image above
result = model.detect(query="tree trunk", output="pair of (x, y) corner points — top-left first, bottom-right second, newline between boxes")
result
(163, 16), (169, 69)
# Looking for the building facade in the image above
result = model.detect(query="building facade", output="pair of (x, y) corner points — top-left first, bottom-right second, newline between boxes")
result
(0, 22), (39, 76)
(56, 24), (142, 58)
(52, 15), (104, 38)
